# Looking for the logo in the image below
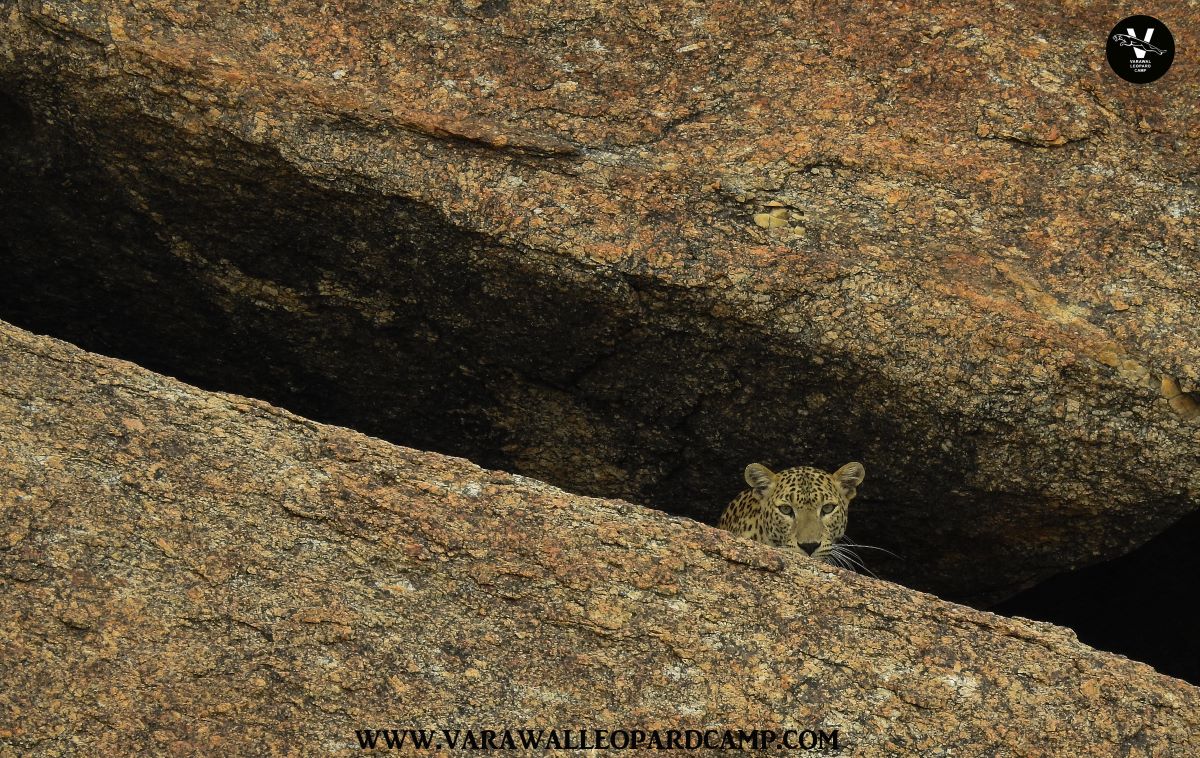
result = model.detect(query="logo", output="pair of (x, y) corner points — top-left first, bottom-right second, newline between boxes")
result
(1106, 15), (1175, 83)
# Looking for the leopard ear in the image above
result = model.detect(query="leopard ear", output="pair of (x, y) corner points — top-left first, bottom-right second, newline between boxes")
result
(833, 462), (865, 500)
(744, 463), (776, 493)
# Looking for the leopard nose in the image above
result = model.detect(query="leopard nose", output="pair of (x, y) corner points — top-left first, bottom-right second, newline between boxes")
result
(798, 542), (820, 555)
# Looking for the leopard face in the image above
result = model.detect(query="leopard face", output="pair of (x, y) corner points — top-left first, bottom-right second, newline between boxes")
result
(717, 462), (865, 562)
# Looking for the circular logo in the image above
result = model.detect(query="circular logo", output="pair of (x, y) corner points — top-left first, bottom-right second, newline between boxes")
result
(1106, 15), (1175, 83)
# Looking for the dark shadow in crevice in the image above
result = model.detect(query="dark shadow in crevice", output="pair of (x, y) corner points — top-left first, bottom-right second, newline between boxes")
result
(993, 506), (1200, 685)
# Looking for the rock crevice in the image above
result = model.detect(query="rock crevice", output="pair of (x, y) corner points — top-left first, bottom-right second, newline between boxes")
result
(1, 0), (1198, 603)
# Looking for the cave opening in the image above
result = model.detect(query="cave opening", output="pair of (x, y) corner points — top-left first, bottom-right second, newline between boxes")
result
(2, 85), (1197, 685)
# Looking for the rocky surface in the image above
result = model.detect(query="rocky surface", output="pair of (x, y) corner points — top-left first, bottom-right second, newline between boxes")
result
(1, 1), (1198, 603)
(0, 319), (1198, 755)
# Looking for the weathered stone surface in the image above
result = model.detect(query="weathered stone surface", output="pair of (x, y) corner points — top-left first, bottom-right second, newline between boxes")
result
(1, 319), (1199, 755)
(1, 1), (1198, 603)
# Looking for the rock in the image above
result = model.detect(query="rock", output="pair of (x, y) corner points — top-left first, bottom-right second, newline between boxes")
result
(0, 1), (1198, 603)
(2, 319), (1199, 754)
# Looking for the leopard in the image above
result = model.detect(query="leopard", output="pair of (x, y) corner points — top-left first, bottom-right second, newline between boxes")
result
(718, 461), (865, 565)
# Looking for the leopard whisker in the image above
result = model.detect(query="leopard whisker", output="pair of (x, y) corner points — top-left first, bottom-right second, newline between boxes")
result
(823, 550), (850, 569)
(827, 544), (880, 579)
(840, 535), (902, 560)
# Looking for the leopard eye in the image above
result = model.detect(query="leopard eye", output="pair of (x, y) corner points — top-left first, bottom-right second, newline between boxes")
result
(820, 503), (838, 516)
(777, 504), (795, 518)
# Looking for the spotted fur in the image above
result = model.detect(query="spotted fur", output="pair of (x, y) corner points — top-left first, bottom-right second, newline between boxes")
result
(718, 462), (865, 562)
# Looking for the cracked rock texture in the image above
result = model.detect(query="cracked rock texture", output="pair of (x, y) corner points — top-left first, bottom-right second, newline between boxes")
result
(1, 1), (1199, 604)
(3, 319), (1200, 755)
